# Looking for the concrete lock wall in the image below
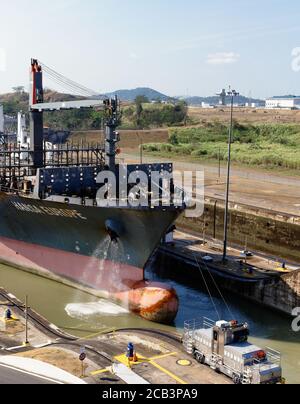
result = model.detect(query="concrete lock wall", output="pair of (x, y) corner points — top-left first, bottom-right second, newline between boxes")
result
(262, 270), (300, 313)
(154, 248), (300, 315)
(210, 268), (300, 315)
(177, 198), (300, 263)
(174, 198), (300, 315)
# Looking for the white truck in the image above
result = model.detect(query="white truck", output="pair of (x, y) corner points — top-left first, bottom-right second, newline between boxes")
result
(183, 318), (284, 384)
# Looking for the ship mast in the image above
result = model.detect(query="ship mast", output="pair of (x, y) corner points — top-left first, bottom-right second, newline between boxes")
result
(104, 97), (120, 172)
(29, 59), (44, 169)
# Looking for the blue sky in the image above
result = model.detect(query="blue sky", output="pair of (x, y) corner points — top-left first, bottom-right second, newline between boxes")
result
(0, 0), (300, 98)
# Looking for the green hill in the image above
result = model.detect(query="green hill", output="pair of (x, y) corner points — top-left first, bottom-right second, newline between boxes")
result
(105, 87), (170, 102)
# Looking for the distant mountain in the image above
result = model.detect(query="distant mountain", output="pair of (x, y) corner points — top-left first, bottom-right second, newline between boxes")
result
(183, 95), (264, 106)
(104, 87), (264, 105)
(0, 88), (265, 110)
(105, 87), (170, 102)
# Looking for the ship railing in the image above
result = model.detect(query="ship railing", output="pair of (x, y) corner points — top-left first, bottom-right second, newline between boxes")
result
(0, 185), (33, 197)
(266, 347), (282, 365)
(43, 143), (105, 167)
(0, 143), (106, 170)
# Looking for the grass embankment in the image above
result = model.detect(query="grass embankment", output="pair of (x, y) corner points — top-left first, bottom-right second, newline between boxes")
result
(143, 123), (300, 170)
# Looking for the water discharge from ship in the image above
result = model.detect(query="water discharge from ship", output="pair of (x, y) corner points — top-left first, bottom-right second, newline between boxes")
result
(72, 236), (110, 298)
(65, 300), (129, 321)
(69, 235), (130, 320)
(71, 234), (180, 324)
(97, 236), (128, 295)
(89, 236), (111, 290)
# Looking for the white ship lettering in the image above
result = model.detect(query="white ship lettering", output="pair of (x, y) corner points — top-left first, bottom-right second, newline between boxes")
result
(11, 202), (87, 220)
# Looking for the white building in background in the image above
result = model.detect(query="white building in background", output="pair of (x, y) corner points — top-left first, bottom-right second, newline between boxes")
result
(245, 102), (258, 108)
(201, 102), (215, 109)
(0, 104), (4, 133)
(265, 96), (300, 109)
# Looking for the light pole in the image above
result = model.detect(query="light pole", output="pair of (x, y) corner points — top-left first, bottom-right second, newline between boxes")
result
(223, 88), (239, 263)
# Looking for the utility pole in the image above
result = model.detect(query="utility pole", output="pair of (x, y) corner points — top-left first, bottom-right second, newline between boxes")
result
(223, 88), (239, 263)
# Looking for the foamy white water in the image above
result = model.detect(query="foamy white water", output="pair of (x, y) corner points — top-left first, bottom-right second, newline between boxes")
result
(65, 300), (129, 319)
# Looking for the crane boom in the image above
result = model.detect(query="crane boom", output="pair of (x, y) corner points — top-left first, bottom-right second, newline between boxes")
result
(30, 99), (106, 112)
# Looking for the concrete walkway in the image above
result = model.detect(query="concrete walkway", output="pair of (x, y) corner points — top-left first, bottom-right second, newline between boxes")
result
(0, 356), (86, 384)
(112, 363), (149, 385)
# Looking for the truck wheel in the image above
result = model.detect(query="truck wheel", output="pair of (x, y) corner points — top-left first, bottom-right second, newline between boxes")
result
(194, 351), (205, 364)
(194, 351), (201, 362)
(233, 375), (241, 385)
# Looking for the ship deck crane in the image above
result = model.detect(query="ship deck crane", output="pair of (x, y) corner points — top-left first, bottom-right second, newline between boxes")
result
(30, 99), (107, 112)
(29, 59), (119, 171)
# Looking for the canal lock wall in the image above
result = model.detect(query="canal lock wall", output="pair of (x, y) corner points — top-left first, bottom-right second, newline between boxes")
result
(173, 198), (300, 316)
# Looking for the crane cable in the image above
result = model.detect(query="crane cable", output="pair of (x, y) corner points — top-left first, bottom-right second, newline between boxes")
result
(39, 61), (103, 98)
(193, 252), (221, 321)
(42, 68), (94, 97)
(40, 61), (98, 95)
(44, 73), (94, 97)
(197, 252), (236, 320)
(42, 73), (91, 97)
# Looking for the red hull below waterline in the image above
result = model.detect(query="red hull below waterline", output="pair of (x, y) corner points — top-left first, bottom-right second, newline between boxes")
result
(0, 236), (179, 323)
